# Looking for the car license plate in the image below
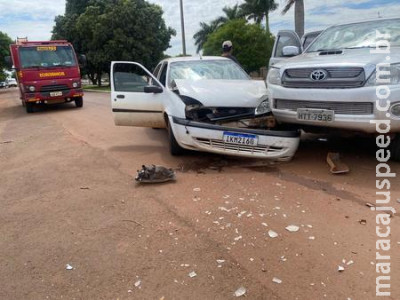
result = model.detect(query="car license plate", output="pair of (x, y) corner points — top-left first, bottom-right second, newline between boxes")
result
(223, 132), (258, 146)
(50, 91), (63, 97)
(297, 108), (334, 122)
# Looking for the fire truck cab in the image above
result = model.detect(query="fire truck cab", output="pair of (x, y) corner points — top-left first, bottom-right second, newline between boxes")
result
(9, 40), (84, 113)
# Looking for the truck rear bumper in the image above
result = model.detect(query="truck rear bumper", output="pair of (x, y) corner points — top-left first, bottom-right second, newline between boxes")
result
(24, 89), (83, 103)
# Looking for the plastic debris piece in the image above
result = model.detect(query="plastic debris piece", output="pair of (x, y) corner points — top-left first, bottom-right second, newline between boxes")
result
(66, 264), (73, 270)
(134, 280), (141, 287)
(135, 165), (176, 183)
(338, 266), (345, 272)
(366, 202), (375, 208)
(262, 223), (268, 227)
(216, 259), (225, 264)
(347, 260), (354, 266)
(327, 152), (349, 174)
(309, 236), (315, 240)
(268, 230), (278, 238)
(234, 286), (246, 297)
(272, 277), (282, 284)
(234, 235), (243, 241)
(359, 219), (367, 225)
(193, 187), (201, 192)
(285, 225), (300, 232)
(188, 271), (197, 278)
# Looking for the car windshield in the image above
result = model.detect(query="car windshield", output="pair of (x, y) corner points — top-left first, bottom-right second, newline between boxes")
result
(307, 18), (400, 52)
(19, 45), (77, 69)
(168, 59), (249, 86)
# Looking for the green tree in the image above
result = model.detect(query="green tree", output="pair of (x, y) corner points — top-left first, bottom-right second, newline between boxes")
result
(281, 0), (305, 38)
(193, 4), (245, 54)
(240, 0), (278, 32)
(202, 19), (274, 73)
(53, 0), (175, 86)
(0, 31), (13, 81)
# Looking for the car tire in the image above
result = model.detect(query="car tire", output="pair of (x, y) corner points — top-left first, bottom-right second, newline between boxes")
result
(75, 97), (83, 108)
(26, 102), (34, 113)
(390, 134), (400, 161)
(168, 122), (184, 156)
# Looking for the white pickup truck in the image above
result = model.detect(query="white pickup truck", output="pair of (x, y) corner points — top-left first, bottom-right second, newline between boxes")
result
(267, 18), (400, 160)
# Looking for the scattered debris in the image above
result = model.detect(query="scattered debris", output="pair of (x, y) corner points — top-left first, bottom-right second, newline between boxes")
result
(272, 277), (282, 284)
(134, 280), (141, 288)
(193, 187), (201, 192)
(234, 236), (243, 241)
(338, 266), (345, 272)
(234, 286), (246, 297)
(327, 152), (350, 174)
(308, 236), (315, 240)
(261, 223), (268, 227)
(65, 264), (73, 270)
(285, 225), (300, 232)
(268, 230), (278, 238)
(366, 202), (375, 208)
(135, 165), (176, 183)
(358, 219), (367, 225)
(347, 260), (354, 266)
(0, 140), (13, 144)
(188, 271), (197, 278)
(216, 259), (225, 264)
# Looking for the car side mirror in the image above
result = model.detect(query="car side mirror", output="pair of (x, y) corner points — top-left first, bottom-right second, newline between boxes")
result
(144, 85), (163, 94)
(78, 54), (87, 67)
(282, 46), (300, 57)
(4, 56), (12, 68)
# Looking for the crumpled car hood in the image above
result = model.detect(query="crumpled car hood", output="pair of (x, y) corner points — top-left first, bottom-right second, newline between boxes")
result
(174, 79), (268, 107)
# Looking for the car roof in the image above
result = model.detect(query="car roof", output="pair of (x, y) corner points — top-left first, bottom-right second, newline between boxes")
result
(160, 56), (229, 64)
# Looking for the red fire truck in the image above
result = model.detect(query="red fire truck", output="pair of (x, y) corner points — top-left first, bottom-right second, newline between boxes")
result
(8, 40), (85, 113)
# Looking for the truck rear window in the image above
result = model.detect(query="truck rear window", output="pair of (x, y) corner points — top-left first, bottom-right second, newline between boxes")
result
(19, 46), (77, 69)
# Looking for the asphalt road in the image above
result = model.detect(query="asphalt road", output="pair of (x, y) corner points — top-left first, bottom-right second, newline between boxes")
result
(1, 88), (399, 299)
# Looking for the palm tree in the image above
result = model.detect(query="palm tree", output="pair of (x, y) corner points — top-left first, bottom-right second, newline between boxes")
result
(281, 0), (305, 38)
(193, 4), (245, 53)
(193, 20), (220, 53)
(240, 0), (278, 32)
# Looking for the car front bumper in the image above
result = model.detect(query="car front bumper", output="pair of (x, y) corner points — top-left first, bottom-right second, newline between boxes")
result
(269, 85), (400, 133)
(171, 116), (300, 161)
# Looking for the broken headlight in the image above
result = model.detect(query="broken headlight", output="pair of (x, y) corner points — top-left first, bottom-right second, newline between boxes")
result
(255, 98), (271, 115)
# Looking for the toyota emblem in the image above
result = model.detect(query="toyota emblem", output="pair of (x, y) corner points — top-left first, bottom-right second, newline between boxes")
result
(310, 69), (328, 81)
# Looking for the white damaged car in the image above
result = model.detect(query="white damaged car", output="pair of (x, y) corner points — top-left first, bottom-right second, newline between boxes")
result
(111, 56), (300, 160)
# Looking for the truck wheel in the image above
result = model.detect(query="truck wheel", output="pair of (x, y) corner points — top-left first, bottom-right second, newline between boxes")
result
(390, 134), (400, 161)
(75, 97), (83, 108)
(26, 102), (34, 113)
(168, 123), (184, 156)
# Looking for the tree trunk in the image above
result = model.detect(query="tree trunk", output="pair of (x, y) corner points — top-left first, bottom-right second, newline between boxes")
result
(97, 71), (102, 87)
(294, 0), (304, 38)
(88, 72), (96, 85)
(264, 13), (270, 33)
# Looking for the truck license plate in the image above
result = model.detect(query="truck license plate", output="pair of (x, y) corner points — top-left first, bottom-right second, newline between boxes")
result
(223, 132), (258, 146)
(297, 108), (334, 122)
(50, 91), (63, 97)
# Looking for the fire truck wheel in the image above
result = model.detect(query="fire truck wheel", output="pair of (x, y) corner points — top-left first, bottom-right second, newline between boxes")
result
(26, 102), (34, 113)
(75, 97), (83, 108)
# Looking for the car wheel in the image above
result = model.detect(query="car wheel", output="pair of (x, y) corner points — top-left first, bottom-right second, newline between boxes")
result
(26, 102), (34, 113)
(75, 97), (83, 108)
(168, 122), (184, 156)
(390, 134), (400, 161)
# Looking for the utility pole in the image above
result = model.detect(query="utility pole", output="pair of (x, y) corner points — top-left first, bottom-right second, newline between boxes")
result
(179, 0), (186, 56)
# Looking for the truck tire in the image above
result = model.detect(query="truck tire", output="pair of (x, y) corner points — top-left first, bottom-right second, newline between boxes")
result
(168, 122), (184, 156)
(26, 102), (34, 113)
(75, 97), (83, 108)
(390, 134), (400, 162)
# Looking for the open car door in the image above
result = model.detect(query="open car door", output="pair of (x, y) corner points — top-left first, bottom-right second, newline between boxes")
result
(111, 61), (166, 128)
(269, 30), (302, 68)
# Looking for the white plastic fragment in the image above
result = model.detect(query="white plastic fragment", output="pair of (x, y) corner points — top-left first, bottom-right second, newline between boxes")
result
(134, 280), (141, 287)
(347, 260), (354, 266)
(268, 230), (278, 238)
(188, 271), (197, 278)
(234, 235), (243, 241)
(66, 264), (74, 270)
(261, 223), (268, 227)
(272, 277), (282, 284)
(285, 225), (300, 232)
(193, 187), (201, 192)
(234, 286), (246, 297)
(309, 236), (315, 240)
(338, 266), (345, 272)
(216, 259), (225, 264)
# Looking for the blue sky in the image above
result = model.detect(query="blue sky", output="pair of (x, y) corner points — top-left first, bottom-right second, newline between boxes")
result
(0, 0), (399, 56)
